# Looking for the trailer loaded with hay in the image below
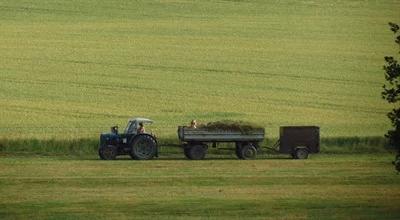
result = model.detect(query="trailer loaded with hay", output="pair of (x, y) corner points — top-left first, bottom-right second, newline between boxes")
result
(177, 122), (265, 160)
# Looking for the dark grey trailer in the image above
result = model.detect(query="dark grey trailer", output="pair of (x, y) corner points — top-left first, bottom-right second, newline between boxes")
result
(278, 126), (320, 159)
(177, 126), (265, 160)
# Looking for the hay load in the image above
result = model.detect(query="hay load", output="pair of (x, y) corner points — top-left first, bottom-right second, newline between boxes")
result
(198, 120), (264, 134)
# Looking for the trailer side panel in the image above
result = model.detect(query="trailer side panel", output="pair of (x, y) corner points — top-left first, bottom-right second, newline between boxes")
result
(177, 126), (265, 143)
(279, 126), (320, 154)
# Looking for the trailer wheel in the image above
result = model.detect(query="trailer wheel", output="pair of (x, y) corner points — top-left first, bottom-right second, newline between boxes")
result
(183, 147), (191, 159)
(295, 148), (309, 159)
(235, 143), (244, 159)
(187, 144), (207, 160)
(240, 144), (257, 160)
(131, 135), (157, 160)
(99, 145), (117, 160)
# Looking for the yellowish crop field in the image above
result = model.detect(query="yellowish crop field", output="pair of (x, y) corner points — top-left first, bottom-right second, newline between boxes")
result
(1, 0), (399, 141)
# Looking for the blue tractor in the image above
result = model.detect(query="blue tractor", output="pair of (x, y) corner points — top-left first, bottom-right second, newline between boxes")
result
(99, 117), (157, 160)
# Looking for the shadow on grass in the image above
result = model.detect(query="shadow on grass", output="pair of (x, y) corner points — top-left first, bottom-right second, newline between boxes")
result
(0, 136), (394, 159)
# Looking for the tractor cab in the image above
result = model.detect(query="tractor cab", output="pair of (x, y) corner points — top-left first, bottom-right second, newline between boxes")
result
(124, 118), (153, 134)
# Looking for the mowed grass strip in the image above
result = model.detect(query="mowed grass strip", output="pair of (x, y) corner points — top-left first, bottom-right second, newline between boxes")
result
(0, 0), (399, 140)
(0, 154), (399, 219)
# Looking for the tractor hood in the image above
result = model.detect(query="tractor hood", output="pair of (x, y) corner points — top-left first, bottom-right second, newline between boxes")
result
(100, 133), (120, 146)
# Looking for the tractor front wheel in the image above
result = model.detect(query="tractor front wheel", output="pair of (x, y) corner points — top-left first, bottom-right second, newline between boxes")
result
(99, 145), (117, 160)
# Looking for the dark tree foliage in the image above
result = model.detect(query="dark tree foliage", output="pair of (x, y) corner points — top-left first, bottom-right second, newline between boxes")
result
(382, 22), (400, 171)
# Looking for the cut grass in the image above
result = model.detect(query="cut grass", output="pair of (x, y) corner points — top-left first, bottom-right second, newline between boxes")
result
(0, 154), (399, 219)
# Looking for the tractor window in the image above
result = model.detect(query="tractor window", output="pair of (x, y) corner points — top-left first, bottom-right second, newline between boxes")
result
(125, 121), (137, 134)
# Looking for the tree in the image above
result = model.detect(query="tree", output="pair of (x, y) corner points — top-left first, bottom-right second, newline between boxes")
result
(382, 22), (400, 171)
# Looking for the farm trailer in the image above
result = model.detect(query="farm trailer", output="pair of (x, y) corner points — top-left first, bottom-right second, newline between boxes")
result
(276, 126), (320, 159)
(177, 126), (265, 160)
(177, 125), (320, 160)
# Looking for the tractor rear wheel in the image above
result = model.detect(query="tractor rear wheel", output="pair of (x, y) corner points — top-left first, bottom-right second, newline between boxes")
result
(131, 135), (157, 160)
(187, 144), (207, 160)
(240, 144), (257, 160)
(99, 145), (117, 160)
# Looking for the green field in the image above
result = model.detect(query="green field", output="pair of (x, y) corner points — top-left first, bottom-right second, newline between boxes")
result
(0, 154), (399, 219)
(1, 1), (400, 219)
(1, 0), (399, 141)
